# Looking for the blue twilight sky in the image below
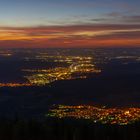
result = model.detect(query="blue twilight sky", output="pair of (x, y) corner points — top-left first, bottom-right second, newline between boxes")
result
(0, 0), (140, 27)
(0, 0), (140, 48)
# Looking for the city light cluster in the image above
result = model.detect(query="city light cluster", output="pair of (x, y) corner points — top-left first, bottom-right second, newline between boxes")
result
(47, 105), (140, 125)
(23, 55), (101, 85)
(0, 83), (33, 87)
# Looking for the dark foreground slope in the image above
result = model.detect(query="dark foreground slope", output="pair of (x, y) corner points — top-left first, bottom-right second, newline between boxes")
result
(0, 118), (140, 140)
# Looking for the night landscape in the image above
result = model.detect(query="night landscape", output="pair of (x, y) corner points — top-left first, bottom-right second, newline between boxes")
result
(0, 0), (140, 140)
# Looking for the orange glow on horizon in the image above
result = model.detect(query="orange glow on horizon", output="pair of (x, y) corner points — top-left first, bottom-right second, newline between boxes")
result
(0, 25), (140, 48)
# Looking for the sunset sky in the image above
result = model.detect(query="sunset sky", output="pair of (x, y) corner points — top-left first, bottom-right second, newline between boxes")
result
(0, 0), (140, 48)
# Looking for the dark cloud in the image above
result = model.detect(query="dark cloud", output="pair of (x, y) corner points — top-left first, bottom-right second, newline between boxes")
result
(122, 15), (140, 23)
(1, 23), (140, 32)
(90, 11), (140, 24)
(93, 31), (140, 40)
